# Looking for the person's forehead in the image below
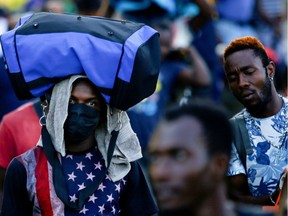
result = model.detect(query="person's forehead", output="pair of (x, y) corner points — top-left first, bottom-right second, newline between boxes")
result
(73, 79), (94, 89)
(73, 78), (92, 86)
(150, 116), (205, 151)
(226, 49), (255, 62)
(225, 49), (261, 70)
(71, 79), (99, 96)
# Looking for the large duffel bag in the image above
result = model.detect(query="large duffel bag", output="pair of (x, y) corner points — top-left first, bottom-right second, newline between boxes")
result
(0, 12), (160, 110)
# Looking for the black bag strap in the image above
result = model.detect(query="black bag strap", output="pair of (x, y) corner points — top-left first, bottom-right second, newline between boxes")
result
(41, 126), (119, 210)
(32, 100), (43, 118)
(230, 113), (253, 171)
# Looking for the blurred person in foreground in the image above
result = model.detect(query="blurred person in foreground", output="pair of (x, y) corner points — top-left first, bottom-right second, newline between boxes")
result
(148, 100), (236, 216)
(224, 36), (287, 206)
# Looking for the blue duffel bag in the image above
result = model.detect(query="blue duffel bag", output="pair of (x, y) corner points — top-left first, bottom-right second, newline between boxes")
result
(0, 12), (160, 110)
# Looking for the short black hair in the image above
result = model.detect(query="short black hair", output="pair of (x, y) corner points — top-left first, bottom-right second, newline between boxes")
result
(223, 36), (270, 68)
(164, 100), (233, 157)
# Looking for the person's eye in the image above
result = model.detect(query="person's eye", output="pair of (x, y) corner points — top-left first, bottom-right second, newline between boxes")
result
(148, 153), (160, 164)
(172, 150), (189, 162)
(227, 74), (237, 82)
(245, 69), (255, 75)
(88, 101), (96, 106)
(87, 100), (100, 109)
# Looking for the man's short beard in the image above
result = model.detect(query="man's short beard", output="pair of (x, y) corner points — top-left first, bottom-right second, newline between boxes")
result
(247, 74), (272, 112)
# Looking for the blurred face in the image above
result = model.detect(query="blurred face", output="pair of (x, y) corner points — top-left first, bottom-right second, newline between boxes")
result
(224, 49), (273, 110)
(148, 116), (214, 212)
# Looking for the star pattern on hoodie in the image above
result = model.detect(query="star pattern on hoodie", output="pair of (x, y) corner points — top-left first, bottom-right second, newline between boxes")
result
(76, 162), (85, 171)
(61, 148), (127, 216)
(68, 172), (77, 181)
(79, 205), (88, 214)
(86, 172), (95, 181)
(88, 193), (98, 203)
(69, 194), (78, 203)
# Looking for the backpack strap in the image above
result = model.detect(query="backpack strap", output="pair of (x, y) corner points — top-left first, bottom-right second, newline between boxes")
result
(230, 112), (253, 171)
(32, 100), (43, 118)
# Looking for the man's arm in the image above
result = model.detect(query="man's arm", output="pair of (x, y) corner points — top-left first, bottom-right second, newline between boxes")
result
(1, 158), (33, 216)
(176, 46), (211, 87)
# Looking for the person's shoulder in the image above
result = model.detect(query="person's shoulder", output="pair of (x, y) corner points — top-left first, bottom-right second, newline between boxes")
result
(2, 101), (37, 123)
(15, 146), (41, 163)
(282, 96), (288, 103)
(230, 109), (246, 120)
(10, 101), (34, 114)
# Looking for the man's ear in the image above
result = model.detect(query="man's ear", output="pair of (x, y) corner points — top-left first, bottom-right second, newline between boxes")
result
(266, 61), (275, 78)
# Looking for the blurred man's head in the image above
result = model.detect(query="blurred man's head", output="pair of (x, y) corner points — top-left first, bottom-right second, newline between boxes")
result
(118, 2), (173, 59)
(148, 100), (233, 215)
(74, 0), (104, 16)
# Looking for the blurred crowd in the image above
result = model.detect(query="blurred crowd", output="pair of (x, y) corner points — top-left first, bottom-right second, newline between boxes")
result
(0, 0), (287, 215)
(0, 0), (287, 121)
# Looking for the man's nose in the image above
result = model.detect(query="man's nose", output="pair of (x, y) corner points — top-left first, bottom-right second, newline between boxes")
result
(238, 74), (250, 87)
(150, 158), (170, 182)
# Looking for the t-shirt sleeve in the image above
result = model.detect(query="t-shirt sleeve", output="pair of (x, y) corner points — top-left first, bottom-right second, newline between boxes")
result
(120, 161), (158, 216)
(227, 143), (246, 176)
(0, 119), (17, 168)
(1, 158), (33, 216)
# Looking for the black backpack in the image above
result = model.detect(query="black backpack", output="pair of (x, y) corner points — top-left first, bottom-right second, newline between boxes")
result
(230, 112), (253, 171)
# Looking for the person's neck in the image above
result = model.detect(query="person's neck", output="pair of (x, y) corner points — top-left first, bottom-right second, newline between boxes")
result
(248, 91), (282, 118)
(65, 136), (96, 154)
(195, 184), (236, 216)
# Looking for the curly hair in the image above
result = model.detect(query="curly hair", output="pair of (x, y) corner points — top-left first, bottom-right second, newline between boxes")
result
(223, 36), (270, 67)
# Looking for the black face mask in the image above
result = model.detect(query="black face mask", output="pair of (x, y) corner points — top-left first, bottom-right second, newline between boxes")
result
(64, 103), (100, 144)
